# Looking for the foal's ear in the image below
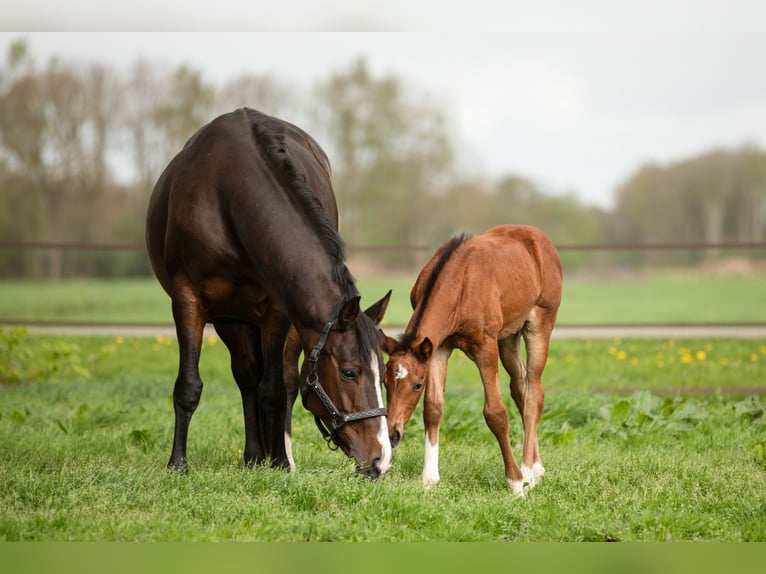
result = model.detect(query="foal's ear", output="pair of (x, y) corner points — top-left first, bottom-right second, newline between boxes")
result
(416, 337), (433, 362)
(336, 296), (361, 331)
(364, 289), (392, 326)
(379, 330), (399, 355)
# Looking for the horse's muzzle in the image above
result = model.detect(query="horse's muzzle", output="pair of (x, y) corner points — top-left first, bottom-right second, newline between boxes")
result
(357, 457), (384, 480)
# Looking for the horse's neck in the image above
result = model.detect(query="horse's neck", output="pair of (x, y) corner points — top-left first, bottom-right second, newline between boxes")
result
(283, 273), (343, 331)
(408, 293), (460, 351)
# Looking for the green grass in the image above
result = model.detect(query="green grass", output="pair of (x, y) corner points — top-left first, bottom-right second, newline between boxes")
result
(1, 271), (765, 326)
(558, 272), (766, 325)
(1, 331), (765, 541)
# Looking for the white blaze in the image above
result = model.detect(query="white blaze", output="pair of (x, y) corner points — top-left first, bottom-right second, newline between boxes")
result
(371, 353), (392, 473)
(394, 364), (409, 381)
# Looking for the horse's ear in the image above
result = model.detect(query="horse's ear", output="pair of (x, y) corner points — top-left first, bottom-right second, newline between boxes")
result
(416, 337), (433, 362)
(379, 330), (398, 355)
(364, 290), (392, 326)
(336, 296), (361, 331)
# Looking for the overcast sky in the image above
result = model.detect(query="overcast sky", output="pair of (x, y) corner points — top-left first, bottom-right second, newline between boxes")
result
(2, 1), (765, 208)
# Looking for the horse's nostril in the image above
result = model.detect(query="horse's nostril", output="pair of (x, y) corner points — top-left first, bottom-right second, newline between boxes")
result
(390, 429), (401, 447)
(369, 458), (382, 480)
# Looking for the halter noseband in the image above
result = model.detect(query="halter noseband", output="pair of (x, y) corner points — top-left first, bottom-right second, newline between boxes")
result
(302, 320), (388, 450)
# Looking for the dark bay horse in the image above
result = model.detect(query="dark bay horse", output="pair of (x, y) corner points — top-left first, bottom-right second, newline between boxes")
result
(382, 224), (562, 495)
(146, 108), (393, 478)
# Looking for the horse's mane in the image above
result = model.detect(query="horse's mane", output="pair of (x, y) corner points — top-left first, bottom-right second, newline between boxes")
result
(397, 233), (472, 351)
(246, 109), (379, 357)
(246, 108), (357, 299)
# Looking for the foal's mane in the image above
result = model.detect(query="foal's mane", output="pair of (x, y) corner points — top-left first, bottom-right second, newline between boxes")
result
(397, 233), (472, 351)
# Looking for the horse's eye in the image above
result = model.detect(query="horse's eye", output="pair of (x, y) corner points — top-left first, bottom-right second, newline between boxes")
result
(413, 381), (423, 391)
(341, 368), (358, 381)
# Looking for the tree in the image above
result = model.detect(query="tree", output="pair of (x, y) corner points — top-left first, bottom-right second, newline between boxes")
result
(314, 57), (453, 264)
(613, 146), (766, 267)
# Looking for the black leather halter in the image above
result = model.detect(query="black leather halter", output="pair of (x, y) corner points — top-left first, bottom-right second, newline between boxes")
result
(302, 320), (388, 450)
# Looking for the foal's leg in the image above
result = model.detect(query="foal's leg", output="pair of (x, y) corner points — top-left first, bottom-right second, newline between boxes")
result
(214, 322), (266, 467)
(422, 346), (451, 487)
(472, 339), (525, 495)
(168, 280), (206, 471)
(282, 326), (302, 472)
(520, 306), (557, 485)
(500, 331), (544, 488)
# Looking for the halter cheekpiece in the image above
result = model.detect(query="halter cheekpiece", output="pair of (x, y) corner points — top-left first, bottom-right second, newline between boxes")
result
(302, 319), (388, 450)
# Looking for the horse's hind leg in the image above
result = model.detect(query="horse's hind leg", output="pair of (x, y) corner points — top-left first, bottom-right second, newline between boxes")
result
(473, 339), (525, 495)
(168, 282), (206, 471)
(500, 331), (544, 488)
(214, 322), (266, 467)
(519, 306), (557, 486)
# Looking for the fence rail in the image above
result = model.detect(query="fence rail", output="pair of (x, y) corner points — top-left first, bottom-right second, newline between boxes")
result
(2, 240), (765, 337)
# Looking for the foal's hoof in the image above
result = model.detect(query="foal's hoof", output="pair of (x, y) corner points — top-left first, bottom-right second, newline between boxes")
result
(508, 463), (546, 497)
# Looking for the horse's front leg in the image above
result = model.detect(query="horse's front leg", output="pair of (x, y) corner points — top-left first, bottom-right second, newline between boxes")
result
(282, 326), (302, 472)
(474, 342), (526, 496)
(422, 346), (450, 487)
(258, 315), (292, 469)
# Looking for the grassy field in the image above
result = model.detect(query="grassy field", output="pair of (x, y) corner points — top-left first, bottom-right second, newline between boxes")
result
(0, 271), (765, 326)
(1, 329), (765, 541)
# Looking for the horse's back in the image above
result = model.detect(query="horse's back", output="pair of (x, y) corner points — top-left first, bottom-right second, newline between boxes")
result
(146, 108), (336, 298)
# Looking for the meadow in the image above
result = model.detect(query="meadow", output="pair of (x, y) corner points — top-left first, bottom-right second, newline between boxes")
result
(1, 328), (764, 541)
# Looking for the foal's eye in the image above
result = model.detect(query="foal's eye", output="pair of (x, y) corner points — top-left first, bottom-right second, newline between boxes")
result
(340, 368), (358, 381)
(413, 381), (423, 392)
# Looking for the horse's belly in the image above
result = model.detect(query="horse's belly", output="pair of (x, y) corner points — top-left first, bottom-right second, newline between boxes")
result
(201, 280), (276, 323)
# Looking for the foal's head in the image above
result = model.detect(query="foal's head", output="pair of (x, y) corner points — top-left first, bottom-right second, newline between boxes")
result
(382, 336), (434, 447)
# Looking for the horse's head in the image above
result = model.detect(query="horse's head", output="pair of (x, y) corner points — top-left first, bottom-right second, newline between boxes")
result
(382, 335), (433, 448)
(300, 291), (393, 479)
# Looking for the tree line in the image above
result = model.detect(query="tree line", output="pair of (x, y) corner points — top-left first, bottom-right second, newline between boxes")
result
(1, 39), (764, 278)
